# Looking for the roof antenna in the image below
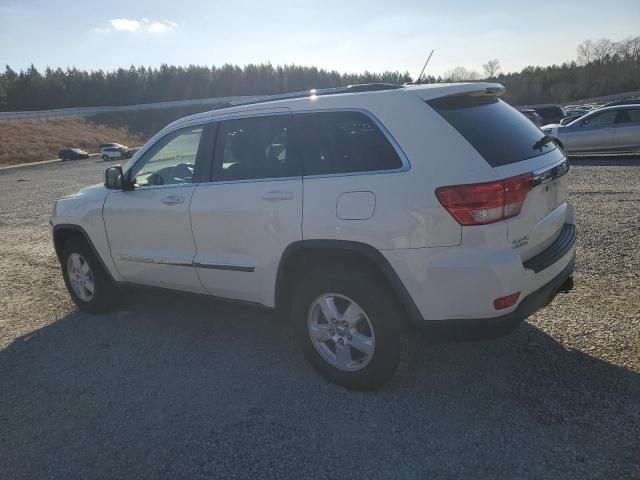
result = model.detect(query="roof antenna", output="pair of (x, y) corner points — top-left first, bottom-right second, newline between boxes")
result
(415, 49), (435, 84)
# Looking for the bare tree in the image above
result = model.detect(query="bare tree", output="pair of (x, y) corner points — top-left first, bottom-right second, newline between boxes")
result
(443, 66), (481, 82)
(482, 59), (501, 78)
(592, 38), (616, 63)
(616, 36), (640, 60)
(577, 39), (594, 64)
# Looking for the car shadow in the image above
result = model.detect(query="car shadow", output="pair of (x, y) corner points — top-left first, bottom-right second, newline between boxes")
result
(1, 291), (638, 479)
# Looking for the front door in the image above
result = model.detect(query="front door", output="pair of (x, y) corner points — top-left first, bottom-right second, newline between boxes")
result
(103, 124), (210, 293)
(190, 112), (302, 306)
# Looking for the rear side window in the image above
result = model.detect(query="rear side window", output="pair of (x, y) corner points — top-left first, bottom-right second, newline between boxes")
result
(613, 109), (640, 124)
(294, 111), (403, 176)
(213, 115), (300, 181)
(428, 96), (556, 167)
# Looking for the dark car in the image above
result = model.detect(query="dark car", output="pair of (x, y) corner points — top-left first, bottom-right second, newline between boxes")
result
(58, 148), (89, 161)
(517, 108), (544, 127)
(532, 104), (567, 125)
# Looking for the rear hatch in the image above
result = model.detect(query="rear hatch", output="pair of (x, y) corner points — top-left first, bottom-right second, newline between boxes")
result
(426, 89), (569, 262)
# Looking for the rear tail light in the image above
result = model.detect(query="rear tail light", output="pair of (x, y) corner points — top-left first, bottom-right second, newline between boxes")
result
(435, 173), (533, 226)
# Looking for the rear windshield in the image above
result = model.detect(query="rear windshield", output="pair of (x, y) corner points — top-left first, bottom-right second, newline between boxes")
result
(427, 96), (556, 167)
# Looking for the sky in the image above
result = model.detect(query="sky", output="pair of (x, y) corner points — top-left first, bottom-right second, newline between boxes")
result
(0, 0), (639, 78)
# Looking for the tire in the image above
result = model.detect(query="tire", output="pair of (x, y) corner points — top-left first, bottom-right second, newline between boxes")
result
(61, 237), (118, 313)
(102, 154), (109, 161)
(292, 263), (407, 390)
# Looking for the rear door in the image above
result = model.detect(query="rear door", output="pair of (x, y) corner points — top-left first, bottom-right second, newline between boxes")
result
(427, 94), (569, 262)
(564, 110), (616, 152)
(614, 108), (640, 151)
(189, 112), (303, 306)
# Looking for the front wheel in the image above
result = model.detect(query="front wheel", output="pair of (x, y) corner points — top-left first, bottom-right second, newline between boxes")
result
(292, 264), (407, 390)
(61, 237), (118, 313)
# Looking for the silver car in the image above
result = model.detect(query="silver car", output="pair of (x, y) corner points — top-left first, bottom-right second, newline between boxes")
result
(543, 105), (640, 155)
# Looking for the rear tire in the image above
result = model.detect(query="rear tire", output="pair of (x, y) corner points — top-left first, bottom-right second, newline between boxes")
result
(61, 237), (118, 313)
(102, 154), (109, 161)
(292, 264), (406, 390)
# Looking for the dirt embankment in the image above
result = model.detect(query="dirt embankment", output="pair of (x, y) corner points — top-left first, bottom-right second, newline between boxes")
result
(0, 118), (144, 166)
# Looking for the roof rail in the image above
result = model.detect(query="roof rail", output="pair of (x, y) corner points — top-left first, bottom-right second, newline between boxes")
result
(223, 83), (403, 110)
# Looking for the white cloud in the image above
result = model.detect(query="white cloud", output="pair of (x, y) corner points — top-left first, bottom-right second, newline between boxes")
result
(93, 18), (178, 34)
(148, 22), (170, 33)
(110, 18), (141, 32)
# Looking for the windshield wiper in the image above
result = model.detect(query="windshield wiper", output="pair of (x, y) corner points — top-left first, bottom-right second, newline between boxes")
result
(532, 134), (554, 151)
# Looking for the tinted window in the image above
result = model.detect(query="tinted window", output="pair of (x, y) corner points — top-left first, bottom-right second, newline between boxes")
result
(428, 96), (556, 167)
(619, 109), (640, 123)
(294, 111), (403, 175)
(213, 115), (299, 181)
(129, 126), (203, 187)
(582, 110), (617, 126)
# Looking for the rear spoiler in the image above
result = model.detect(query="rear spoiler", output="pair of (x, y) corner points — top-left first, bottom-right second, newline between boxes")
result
(406, 82), (506, 101)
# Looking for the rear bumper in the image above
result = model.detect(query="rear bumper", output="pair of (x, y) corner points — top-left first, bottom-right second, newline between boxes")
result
(382, 222), (577, 323)
(417, 253), (574, 340)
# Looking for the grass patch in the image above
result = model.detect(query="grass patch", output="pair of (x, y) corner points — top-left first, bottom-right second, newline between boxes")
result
(0, 104), (217, 167)
(0, 117), (144, 166)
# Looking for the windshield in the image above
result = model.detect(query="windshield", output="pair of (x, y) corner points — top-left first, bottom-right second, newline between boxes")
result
(427, 96), (557, 167)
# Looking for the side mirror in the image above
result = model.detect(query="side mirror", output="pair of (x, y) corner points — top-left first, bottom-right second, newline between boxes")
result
(104, 166), (133, 190)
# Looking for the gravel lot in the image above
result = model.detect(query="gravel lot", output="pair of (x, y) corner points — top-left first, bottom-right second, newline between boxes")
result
(0, 157), (639, 479)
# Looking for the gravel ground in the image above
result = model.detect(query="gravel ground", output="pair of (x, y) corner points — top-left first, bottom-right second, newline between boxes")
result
(0, 157), (639, 479)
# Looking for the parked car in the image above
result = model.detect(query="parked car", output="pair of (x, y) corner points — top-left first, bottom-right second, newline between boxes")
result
(100, 144), (135, 161)
(51, 82), (576, 389)
(101, 146), (125, 161)
(517, 108), (544, 127)
(58, 148), (89, 161)
(531, 104), (567, 124)
(543, 104), (640, 155)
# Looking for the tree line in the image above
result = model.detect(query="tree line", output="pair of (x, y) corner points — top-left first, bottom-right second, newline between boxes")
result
(0, 64), (412, 112)
(0, 36), (638, 112)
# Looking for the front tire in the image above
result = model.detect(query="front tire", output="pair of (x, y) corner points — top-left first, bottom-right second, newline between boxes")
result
(61, 237), (118, 313)
(292, 264), (406, 390)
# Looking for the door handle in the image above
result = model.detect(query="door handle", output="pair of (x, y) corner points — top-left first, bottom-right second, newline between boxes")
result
(261, 191), (294, 201)
(161, 195), (185, 205)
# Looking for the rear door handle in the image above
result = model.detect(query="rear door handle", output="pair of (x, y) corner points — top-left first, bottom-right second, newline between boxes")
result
(261, 191), (294, 201)
(161, 195), (185, 205)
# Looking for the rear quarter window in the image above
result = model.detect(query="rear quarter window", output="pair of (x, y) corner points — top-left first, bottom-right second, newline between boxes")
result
(294, 111), (404, 176)
(427, 96), (556, 167)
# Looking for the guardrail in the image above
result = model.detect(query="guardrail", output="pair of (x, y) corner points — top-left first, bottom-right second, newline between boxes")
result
(0, 95), (266, 121)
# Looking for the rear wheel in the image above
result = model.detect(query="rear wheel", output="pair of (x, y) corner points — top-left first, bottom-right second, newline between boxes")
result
(61, 237), (118, 313)
(102, 154), (109, 161)
(292, 264), (406, 390)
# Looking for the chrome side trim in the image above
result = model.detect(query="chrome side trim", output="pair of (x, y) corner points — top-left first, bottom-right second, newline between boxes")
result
(116, 255), (192, 266)
(193, 262), (255, 272)
(117, 255), (256, 272)
(532, 157), (569, 187)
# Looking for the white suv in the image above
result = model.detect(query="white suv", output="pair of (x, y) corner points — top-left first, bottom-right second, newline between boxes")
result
(51, 83), (576, 389)
(100, 145), (127, 161)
